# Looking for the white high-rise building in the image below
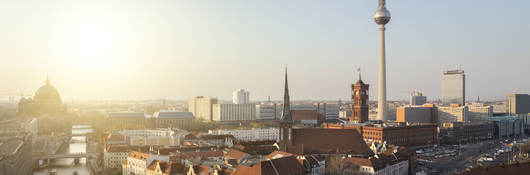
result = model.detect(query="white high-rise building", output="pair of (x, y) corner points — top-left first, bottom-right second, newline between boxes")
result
(442, 69), (465, 106)
(188, 96), (218, 121)
(212, 104), (257, 122)
(233, 89), (250, 104)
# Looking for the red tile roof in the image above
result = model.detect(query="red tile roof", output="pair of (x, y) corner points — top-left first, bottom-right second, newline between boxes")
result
(224, 149), (248, 162)
(287, 128), (373, 156)
(232, 156), (306, 175)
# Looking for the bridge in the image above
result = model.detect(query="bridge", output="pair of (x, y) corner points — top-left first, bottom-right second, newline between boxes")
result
(33, 152), (98, 160)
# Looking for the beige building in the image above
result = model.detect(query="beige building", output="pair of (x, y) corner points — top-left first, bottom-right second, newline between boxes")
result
(118, 129), (187, 146)
(153, 112), (194, 130)
(438, 105), (468, 124)
(188, 96), (218, 121)
(107, 112), (146, 131)
(396, 104), (437, 123)
(104, 145), (130, 169)
(467, 103), (493, 122)
(212, 104), (257, 122)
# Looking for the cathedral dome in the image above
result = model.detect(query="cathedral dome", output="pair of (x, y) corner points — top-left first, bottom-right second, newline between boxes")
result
(33, 76), (62, 105)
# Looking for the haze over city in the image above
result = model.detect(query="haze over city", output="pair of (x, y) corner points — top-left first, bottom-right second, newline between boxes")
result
(1, 0), (529, 101)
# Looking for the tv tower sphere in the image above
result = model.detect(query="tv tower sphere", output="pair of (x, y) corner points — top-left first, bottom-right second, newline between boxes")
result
(374, 2), (391, 25)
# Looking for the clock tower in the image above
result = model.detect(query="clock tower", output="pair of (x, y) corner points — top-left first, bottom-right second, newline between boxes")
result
(350, 74), (369, 123)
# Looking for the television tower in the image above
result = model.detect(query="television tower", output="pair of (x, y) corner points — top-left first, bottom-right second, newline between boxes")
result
(374, 0), (391, 120)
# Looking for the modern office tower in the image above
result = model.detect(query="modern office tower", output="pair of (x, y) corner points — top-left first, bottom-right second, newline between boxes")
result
(188, 96), (218, 121)
(212, 104), (257, 122)
(374, 0), (391, 120)
(410, 91), (427, 106)
(233, 89), (250, 104)
(506, 94), (530, 115)
(350, 76), (369, 123)
(442, 69), (465, 106)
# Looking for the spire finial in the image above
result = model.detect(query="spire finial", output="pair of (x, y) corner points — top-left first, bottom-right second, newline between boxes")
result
(357, 67), (362, 81)
(45, 74), (50, 85)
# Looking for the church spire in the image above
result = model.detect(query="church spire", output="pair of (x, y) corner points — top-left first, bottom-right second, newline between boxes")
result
(280, 65), (292, 123)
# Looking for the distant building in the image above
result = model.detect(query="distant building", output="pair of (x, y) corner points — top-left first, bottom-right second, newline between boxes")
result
(0, 118), (38, 144)
(117, 128), (187, 146)
(146, 160), (185, 175)
(208, 127), (279, 142)
(438, 105), (468, 124)
(346, 146), (410, 175)
(233, 89), (250, 104)
(506, 94), (530, 115)
(107, 112), (147, 130)
(467, 103), (493, 122)
(188, 96), (218, 121)
(153, 111), (194, 130)
(410, 91), (427, 106)
(212, 104), (257, 122)
(123, 151), (169, 175)
(442, 69), (465, 106)
(488, 116), (525, 138)
(104, 145), (131, 170)
(256, 103), (280, 120)
(291, 110), (325, 126)
(396, 104), (437, 123)
(439, 122), (494, 144)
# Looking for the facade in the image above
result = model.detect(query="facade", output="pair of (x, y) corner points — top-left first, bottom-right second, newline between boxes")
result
(396, 104), (437, 123)
(256, 103), (280, 120)
(442, 69), (465, 106)
(506, 94), (530, 115)
(232, 89), (250, 104)
(488, 116), (525, 138)
(207, 127), (279, 141)
(123, 151), (169, 175)
(153, 112), (194, 130)
(467, 103), (493, 123)
(146, 160), (185, 175)
(118, 129), (186, 146)
(438, 105), (468, 124)
(188, 96), (218, 121)
(0, 133), (33, 175)
(0, 118), (38, 144)
(212, 104), (257, 122)
(291, 110), (324, 126)
(410, 91), (427, 106)
(107, 112), (147, 130)
(439, 122), (494, 144)
(350, 78), (370, 123)
(347, 148), (409, 175)
(325, 122), (438, 147)
(104, 145), (131, 169)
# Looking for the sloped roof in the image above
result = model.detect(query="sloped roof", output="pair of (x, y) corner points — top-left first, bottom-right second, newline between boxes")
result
(224, 149), (248, 162)
(233, 156), (305, 175)
(287, 128), (373, 156)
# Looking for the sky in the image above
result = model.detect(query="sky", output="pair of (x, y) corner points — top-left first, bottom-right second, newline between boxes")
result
(0, 0), (529, 102)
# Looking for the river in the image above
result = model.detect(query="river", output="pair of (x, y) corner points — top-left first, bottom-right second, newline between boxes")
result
(33, 125), (93, 175)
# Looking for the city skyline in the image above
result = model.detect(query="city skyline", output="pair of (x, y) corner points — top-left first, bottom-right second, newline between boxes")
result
(1, 0), (530, 101)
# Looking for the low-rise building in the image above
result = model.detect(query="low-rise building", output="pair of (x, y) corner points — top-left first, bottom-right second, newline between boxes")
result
(439, 122), (494, 144)
(396, 104), (437, 123)
(212, 104), (257, 122)
(153, 112), (194, 130)
(117, 129), (187, 146)
(489, 116), (525, 138)
(208, 127), (279, 142)
(146, 160), (186, 175)
(467, 103), (493, 123)
(438, 105), (468, 124)
(123, 151), (170, 175)
(104, 145), (131, 170)
(108, 112), (147, 131)
(347, 146), (410, 175)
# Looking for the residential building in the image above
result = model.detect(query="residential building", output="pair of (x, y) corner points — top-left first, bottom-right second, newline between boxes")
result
(347, 146), (410, 175)
(146, 160), (185, 175)
(188, 96), (218, 121)
(439, 122), (494, 144)
(0, 133), (33, 175)
(123, 151), (169, 175)
(410, 91), (427, 106)
(212, 104), (257, 122)
(0, 118), (38, 144)
(208, 127), (279, 142)
(233, 89), (250, 104)
(118, 129), (186, 146)
(107, 112), (147, 130)
(104, 145), (131, 170)
(232, 156), (306, 175)
(396, 104), (437, 123)
(264, 151), (325, 175)
(438, 105), (468, 124)
(442, 69), (465, 106)
(153, 112), (194, 130)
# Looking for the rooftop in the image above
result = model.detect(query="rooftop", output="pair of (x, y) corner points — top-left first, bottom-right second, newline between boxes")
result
(108, 112), (146, 118)
(153, 111), (194, 119)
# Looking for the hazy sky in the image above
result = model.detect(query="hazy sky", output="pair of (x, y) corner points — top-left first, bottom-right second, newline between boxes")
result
(1, 0), (529, 101)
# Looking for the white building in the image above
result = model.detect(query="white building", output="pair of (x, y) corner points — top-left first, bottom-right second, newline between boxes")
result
(118, 128), (187, 146)
(233, 89), (250, 104)
(123, 151), (169, 175)
(104, 145), (130, 169)
(212, 103), (257, 122)
(208, 127), (279, 141)
(188, 96), (218, 121)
